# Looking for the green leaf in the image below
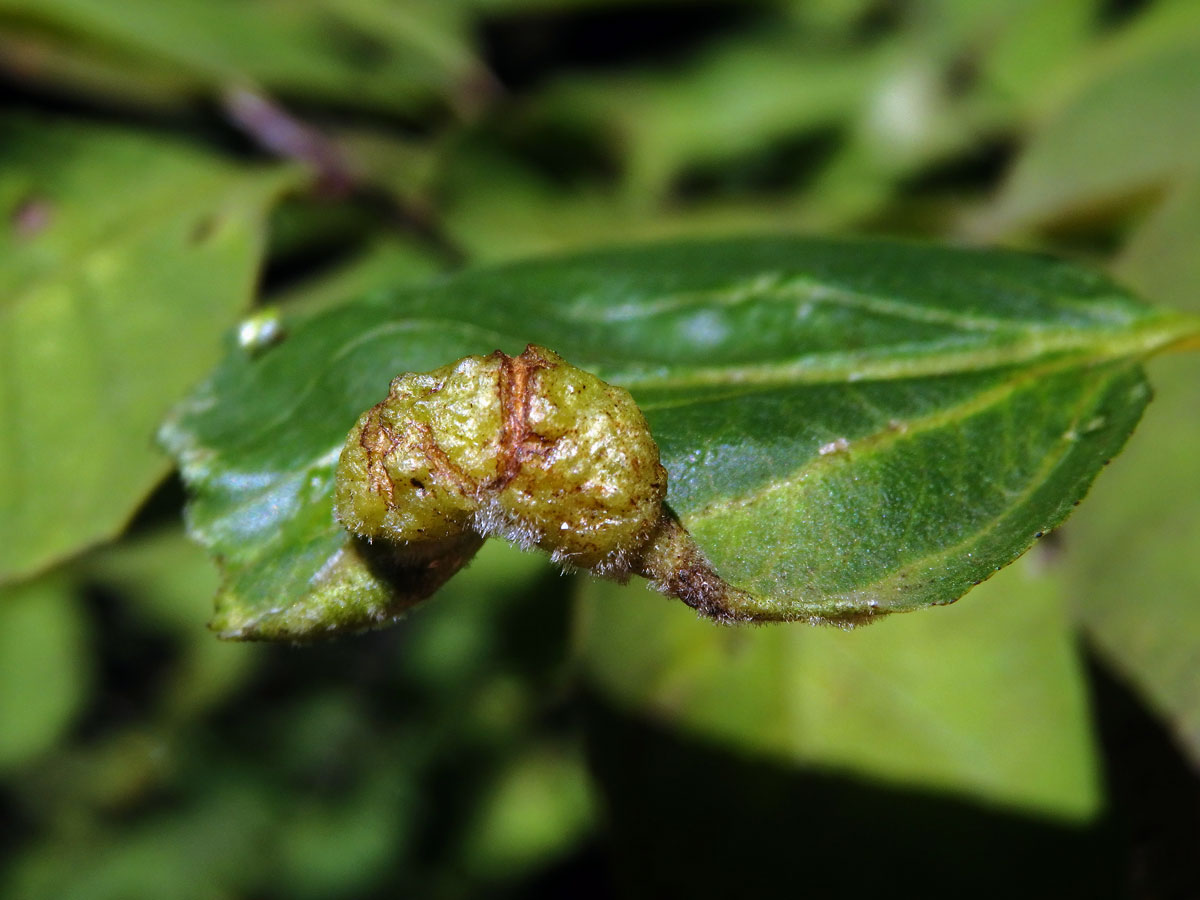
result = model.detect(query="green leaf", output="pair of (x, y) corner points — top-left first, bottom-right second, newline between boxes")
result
(1063, 176), (1200, 767)
(3, 781), (275, 900)
(538, 35), (880, 205)
(274, 768), (414, 900)
(0, 574), (88, 771)
(457, 743), (595, 881)
(1068, 353), (1200, 768)
(579, 555), (1101, 819)
(0, 117), (302, 582)
(0, 0), (483, 114)
(161, 236), (1199, 640)
(979, 36), (1200, 234)
(974, 0), (1100, 115)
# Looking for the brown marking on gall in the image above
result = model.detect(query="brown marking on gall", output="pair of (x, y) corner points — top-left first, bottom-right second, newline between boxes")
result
(413, 422), (476, 495)
(492, 345), (557, 489)
(336, 344), (755, 624)
(359, 410), (400, 502)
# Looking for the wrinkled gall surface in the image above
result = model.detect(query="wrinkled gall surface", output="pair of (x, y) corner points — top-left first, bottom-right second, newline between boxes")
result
(335, 345), (750, 619)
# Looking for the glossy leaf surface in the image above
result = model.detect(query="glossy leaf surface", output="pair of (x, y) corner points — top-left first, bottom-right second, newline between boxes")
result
(160, 236), (1200, 639)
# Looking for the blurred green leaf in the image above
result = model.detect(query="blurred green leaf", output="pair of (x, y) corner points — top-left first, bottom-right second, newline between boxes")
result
(1064, 175), (1200, 766)
(160, 236), (1198, 639)
(84, 529), (220, 633)
(539, 35), (880, 205)
(440, 146), (660, 262)
(0, 574), (88, 772)
(782, 0), (878, 32)
(0, 0), (484, 114)
(1051, 0), (1200, 106)
(458, 742), (595, 881)
(0, 29), (196, 112)
(579, 554), (1101, 818)
(966, 12), (1200, 767)
(975, 0), (1100, 114)
(3, 781), (274, 900)
(1068, 352), (1200, 767)
(979, 37), (1200, 234)
(334, 128), (443, 206)
(439, 144), (853, 263)
(1118, 175), (1200, 301)
(275, 768), (413, 899)
(0, 118), (302, 582)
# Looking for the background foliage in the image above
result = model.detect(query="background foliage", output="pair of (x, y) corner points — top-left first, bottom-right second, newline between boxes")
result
(2, 1), (1199, 897)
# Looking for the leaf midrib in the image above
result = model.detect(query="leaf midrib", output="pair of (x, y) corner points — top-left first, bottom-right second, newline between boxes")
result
(608, 313), (1200, 391)
(745, 367), (1124, 610)
(563, 273), (1080, 333)
(824, 371), (1112, 609)
(171, 309), (1198, 508)
(680, 355), (1074, 527)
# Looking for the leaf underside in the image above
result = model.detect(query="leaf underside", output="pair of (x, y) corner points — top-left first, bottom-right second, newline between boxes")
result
(159, 236), (1198, 640)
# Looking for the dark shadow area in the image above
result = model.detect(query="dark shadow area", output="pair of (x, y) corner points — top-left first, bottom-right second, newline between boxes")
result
(1087, 648), (1200, 900)
(72, 584), (179, 743)
(0, 74), (217, 141)
(674, 127), (845, 202)
(582, 641), (1200, 900)
(1099, 0), (1155, 28)
(583, 693), (1117, 899)
(0, 788), (30, 861)
(120, 474), (191, 539)
(897, 138), (1017, 198)
(520, 842), (614, 900)
(480, 2), (766, 90)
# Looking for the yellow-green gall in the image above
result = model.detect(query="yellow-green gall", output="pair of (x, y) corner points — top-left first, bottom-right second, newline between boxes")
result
(334, 345), (668, 574)
(334, 344), (753, 622)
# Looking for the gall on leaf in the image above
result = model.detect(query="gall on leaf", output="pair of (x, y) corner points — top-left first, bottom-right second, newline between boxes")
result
(334, 345), (753, 620)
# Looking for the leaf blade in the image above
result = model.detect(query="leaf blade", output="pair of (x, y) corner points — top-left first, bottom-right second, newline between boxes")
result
(161, 236), (1198, 638)
(0, 0), (483, 114)
(0, 117), (302, 581)
(578, 556), (1102, 819)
